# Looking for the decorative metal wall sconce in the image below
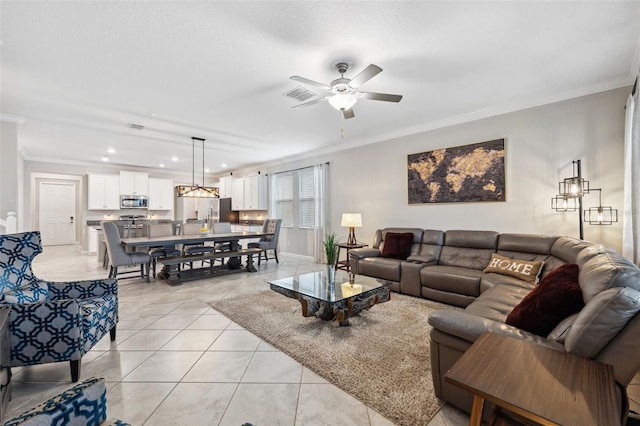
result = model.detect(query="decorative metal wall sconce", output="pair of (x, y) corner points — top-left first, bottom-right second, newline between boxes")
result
(551, 159), (618, 239)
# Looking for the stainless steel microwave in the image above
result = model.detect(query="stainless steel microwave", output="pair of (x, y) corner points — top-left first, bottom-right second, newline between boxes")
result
(120, 195), (148, 209)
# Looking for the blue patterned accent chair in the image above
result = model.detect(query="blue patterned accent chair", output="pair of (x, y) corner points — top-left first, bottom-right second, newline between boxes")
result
(4, 377), (130, 425)
(0, 231), (118, 382)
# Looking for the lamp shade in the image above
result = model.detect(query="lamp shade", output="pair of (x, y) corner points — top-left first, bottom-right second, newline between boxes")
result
(341, 213), (362, 228)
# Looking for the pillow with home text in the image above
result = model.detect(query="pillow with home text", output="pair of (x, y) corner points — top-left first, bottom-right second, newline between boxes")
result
(483, 253), (544, 284)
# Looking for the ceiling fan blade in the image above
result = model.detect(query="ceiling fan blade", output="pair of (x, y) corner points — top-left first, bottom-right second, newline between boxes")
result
(350, 64), (383, 88)
(292, 97), (328, 108)
(342, 108), (355, 119)
(290, 75), (331, 90)
(359, 91), (403, 103)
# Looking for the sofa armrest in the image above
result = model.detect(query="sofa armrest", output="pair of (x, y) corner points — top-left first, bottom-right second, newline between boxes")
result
(349, 248), (381, 259)
(428, 310), (565, 352)
(428, 310), (495, 343)
(349, 248), (381, 275)
(45, 278), (118, 300)
(4, 377), (109, 426)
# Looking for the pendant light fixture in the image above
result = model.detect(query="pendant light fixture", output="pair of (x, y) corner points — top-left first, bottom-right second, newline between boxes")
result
(175, 137), (219, 198)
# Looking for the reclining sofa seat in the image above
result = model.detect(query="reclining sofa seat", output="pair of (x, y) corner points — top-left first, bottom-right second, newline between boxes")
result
(349, 228), (640, 421)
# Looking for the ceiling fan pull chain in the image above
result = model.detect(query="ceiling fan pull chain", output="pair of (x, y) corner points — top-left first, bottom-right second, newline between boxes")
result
(340, 113), (344, 139)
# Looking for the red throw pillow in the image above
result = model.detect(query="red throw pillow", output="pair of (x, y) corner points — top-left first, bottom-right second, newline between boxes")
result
(505, 263), (584, 337)
(381, 232), (414, 260)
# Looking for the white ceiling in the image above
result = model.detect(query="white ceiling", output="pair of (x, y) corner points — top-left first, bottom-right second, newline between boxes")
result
(1, 1), (639, 175)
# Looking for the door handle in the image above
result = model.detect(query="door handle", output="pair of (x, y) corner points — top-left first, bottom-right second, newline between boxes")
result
(70, 216), (74, 224)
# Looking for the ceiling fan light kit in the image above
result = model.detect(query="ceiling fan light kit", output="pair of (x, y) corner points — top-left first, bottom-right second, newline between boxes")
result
(289, 62), (402, 120)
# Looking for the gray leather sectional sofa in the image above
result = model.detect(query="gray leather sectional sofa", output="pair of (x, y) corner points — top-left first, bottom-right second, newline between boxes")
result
(349, 228), (640, 421)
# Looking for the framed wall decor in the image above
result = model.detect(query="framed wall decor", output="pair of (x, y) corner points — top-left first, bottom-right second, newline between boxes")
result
(407, 138), (505, 204)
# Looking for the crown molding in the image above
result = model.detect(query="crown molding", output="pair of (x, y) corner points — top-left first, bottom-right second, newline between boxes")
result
(0, 113), (26, 124)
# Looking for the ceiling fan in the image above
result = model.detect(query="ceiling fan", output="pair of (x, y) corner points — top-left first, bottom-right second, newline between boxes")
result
(290, 63), (402, 119)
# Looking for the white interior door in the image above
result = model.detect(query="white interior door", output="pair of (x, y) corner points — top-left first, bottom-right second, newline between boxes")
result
(39, 182), (77, 246)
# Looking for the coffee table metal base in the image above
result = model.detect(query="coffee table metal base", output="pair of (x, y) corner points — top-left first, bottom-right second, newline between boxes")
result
(270, 284), (390, 326)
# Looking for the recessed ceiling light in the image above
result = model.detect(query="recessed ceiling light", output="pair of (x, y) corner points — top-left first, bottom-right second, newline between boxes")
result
(221, 163), (228, 168)
(148, 112), (158, 117)
(107, 148), (116, 154)
(204, 168), (210, 173)
(159, 163), (165, 168)
(171, 156), (178, 162)
(101, 155), (109, 162)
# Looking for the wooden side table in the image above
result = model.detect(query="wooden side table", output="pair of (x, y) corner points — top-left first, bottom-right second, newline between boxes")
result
(445, 332), (620, 426)
(335, 243), (367, 272)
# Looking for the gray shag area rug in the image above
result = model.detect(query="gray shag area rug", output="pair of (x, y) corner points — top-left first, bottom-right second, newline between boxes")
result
(209, 290), (452, 425)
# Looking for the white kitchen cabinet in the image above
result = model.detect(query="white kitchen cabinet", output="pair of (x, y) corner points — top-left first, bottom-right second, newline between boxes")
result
(119, 171), (149, 195)
(231, 179), (245, 210)
(87, 174), (120, 210)
(243, 174), (268, 210)
(231, 175), (267, 210)
(218, 176), (233, 198)
(148, 178), (174, 210)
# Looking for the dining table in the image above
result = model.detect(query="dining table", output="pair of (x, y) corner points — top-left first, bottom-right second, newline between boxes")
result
(121, 231), (273, 284)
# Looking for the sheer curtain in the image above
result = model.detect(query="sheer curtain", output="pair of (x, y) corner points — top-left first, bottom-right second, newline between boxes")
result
(623, 76), (639, 265)
(313, 162), (330, 263)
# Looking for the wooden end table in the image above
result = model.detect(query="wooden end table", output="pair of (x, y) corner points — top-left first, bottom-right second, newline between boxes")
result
(335, 243), (367, 272)
(444, 332), (620, 426)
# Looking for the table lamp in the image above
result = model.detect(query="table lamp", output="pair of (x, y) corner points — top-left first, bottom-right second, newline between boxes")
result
(341, 213), (362, 245)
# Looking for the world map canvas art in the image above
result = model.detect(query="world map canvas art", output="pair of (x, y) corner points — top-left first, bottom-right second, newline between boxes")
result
(407, 138), (505, 204)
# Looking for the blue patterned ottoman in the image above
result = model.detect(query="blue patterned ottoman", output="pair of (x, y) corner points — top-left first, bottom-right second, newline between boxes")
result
(4, 377), (129, 425)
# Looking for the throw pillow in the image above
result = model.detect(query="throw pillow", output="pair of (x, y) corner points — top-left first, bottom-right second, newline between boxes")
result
(505, 263), (584, 337)
(381, 232), (414, 260)
(483, 253), (544, 284)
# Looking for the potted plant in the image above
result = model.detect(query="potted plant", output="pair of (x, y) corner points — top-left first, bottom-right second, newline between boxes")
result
(323, 232), (338, 265)
(323, 233), (338, 286)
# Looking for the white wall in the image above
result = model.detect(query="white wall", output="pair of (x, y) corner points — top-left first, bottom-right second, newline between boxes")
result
(0, 122), (20, 228)
(258, 87), (628, 252)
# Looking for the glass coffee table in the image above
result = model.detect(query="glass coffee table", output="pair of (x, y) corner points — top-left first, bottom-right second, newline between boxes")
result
(268, 269), (391, 326)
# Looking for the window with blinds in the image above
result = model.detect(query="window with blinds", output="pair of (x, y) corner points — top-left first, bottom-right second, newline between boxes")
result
(274, 172), (294, 227)
(299, 168), (315, 229)
(273, 167), (316, 229)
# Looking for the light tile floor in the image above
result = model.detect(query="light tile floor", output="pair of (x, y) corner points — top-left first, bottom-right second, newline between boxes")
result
(5, 244), (471, 425)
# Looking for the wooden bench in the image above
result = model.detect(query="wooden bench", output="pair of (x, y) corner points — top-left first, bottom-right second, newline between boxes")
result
(158, 248), (263, 285)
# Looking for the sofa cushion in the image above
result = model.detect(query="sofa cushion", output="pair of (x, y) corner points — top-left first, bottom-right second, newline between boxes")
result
(358, 257), (402, 282)
(505, 264), (584, 337)
(483, 253), (544, 284)
(465, 284), (530, 322)
(480, 272), (534, 293)
(547, 313), (578, 343)
(381, 232), (414, 260)
(578, 251), (640, 303)
(497, 233), (558, 255)
(564, 286), (640, 358)
(421, 265), (483, 297)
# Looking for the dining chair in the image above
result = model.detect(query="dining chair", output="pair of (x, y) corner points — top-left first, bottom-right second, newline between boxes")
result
(182, 222), (215, 267)
(147, 223), (181, 278)
(102, 221), (151, 282)
(212, 222), (233, 264)
(248, 218), (282, 265)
